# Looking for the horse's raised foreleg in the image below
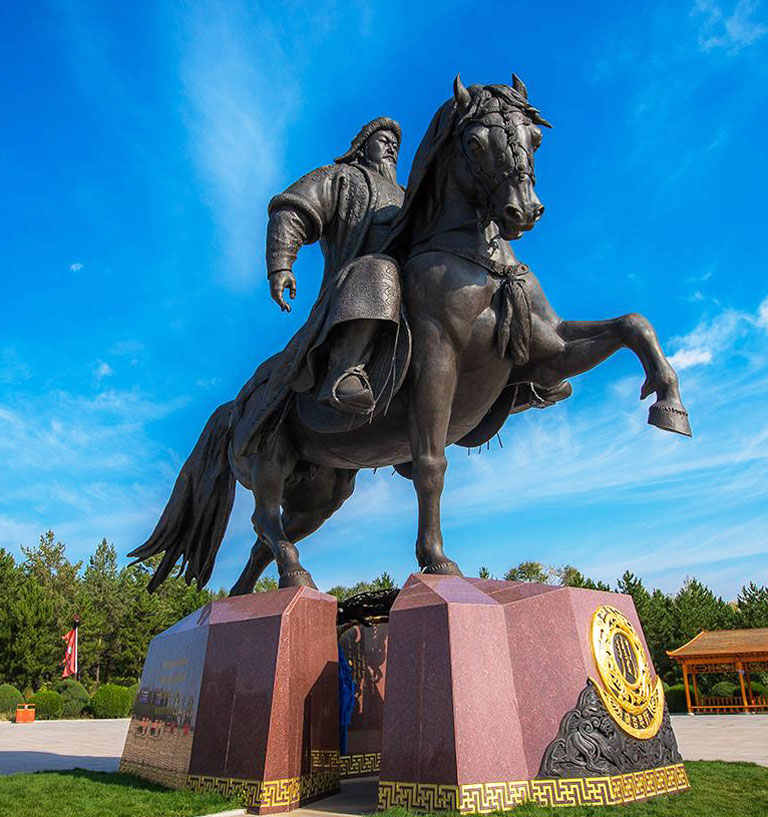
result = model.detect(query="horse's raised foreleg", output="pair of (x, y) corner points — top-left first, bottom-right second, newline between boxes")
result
(408, 335), (462, 575)
(528, 314), (691, 436)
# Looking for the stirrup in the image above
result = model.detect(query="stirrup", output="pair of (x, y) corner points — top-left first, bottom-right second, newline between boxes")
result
(323, 365), (374, 415)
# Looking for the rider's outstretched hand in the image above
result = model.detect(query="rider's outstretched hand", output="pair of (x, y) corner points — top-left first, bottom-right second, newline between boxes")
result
(269, 269), (297, 312)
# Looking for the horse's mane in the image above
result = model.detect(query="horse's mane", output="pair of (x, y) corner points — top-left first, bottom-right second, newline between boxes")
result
(385, 82), (550, 261)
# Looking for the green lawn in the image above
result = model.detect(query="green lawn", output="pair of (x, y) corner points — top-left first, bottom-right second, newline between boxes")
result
(0, 769), (240, 817)
(0, 761), (766, 817)
(375, 762), (768, 817)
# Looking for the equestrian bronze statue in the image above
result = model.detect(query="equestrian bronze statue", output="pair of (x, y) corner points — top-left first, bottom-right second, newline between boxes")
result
(130, 75), (691, 594)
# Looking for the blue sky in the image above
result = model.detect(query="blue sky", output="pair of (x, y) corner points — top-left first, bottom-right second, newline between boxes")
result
(2, 0), (767, 599)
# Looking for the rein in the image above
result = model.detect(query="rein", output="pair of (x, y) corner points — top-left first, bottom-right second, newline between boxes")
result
(456, 118), (535, 226)
(408, 244), (532, 366)
(409, 243), (528, 280)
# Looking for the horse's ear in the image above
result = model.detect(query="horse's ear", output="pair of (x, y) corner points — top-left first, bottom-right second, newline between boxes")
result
(453, 74), (471, 114)
(512, 73), (528, 100)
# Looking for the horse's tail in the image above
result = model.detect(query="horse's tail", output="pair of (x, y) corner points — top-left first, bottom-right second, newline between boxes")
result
(128, 401), (236, 592)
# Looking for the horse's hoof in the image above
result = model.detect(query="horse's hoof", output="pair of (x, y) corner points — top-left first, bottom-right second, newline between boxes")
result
(648, 401), (692, 437)
(422, 560), (464, 576)
(278, 569), (318, 590)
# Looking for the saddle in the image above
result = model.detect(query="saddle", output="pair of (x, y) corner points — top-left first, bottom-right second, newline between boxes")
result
(295, 308), (412, 434)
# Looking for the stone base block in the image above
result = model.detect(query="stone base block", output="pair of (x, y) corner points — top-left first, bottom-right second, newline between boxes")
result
(120, 586), (339, 814)
(379, 575), (688, 812)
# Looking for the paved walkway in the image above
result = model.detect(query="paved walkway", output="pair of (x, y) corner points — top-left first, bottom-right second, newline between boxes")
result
(670, 713), (768, 766)
(0, 718), (130, 774)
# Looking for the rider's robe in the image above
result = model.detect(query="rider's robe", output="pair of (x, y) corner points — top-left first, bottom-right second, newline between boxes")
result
(230, 161), (405, 456)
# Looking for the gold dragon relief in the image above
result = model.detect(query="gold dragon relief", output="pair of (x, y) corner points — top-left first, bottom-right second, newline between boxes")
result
(589, 605), (664, 740)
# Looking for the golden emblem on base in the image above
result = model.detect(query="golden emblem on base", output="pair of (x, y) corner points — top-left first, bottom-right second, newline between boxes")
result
(590, 605), (664, 740)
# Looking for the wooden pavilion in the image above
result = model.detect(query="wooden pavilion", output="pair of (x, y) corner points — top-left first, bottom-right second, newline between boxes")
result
(668, 628), (768, 714)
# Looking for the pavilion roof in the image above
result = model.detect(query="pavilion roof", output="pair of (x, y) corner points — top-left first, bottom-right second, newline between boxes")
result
(668, 628), (768, 660)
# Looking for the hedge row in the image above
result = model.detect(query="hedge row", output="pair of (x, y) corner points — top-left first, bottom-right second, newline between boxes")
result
(0, 683), (24, 716)
(91, 684), (135, 719)
(0, 680), (138, 720)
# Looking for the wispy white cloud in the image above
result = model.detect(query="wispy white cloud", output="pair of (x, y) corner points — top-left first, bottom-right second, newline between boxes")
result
(0, 387), (190, 555)
(93, 360), (114, 380)
(694, 0), (768, 52)
(177, 3), (300, 288)
(666, 301), (765, 370)
(757, 295), (768, 329)
(683, 290), (706, 303)
(69, 262), (83, 272)
(668, 348), (713, 369)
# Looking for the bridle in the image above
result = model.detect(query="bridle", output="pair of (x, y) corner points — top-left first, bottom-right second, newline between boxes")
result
(455, 110), (536, 226)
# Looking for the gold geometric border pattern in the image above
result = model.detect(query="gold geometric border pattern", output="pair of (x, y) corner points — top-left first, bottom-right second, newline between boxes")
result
(311, 749), (341, 770)
(188, 768), (340, 811)
(118, 759), (188, 790)
(340, 752), (381, 778)
(378, 763), (689, 812)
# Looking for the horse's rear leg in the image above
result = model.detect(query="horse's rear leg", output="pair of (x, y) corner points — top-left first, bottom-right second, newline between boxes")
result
(529, 315), (691, 436)
(229, 540), (274, 596)
(249, 436), (316, 589)
(230, 467), (358, 595)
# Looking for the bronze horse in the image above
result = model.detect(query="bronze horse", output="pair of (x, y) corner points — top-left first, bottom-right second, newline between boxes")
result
(130, 76), (691, 593)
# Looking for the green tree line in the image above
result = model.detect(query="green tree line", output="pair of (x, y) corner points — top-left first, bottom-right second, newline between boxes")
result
(1, 534), (766, 692)
(0, 531), (275, 692)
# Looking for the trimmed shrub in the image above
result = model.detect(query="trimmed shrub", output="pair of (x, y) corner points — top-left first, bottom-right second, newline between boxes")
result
(751, 681), (768, 697)
(0, 684), (24, 717)
(110, 676), (138, 688)
(29, 690), (65, 720)
(128, 683), (139, 711)
(710, 680), (738, 698)
(665, 684), (688, 713)
(22, 687), (34, 703)
(54, 679), (91, 718)
(91, 684), (132, 719)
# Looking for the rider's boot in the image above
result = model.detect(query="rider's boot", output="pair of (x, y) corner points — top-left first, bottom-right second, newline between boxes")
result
(319, 319), (379, 414)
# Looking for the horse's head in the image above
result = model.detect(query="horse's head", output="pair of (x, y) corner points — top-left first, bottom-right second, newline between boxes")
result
(452, 75), (551, 241)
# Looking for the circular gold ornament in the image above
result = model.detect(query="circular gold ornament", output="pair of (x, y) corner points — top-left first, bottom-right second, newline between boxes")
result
(590, 605), (664, 740)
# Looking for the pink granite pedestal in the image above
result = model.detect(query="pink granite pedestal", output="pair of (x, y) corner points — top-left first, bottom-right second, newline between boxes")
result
(120, 587), (339, 814)
(378, 574), (688, 812)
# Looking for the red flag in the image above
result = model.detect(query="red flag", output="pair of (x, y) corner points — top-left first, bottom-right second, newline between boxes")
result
(62, 626), (78, 678)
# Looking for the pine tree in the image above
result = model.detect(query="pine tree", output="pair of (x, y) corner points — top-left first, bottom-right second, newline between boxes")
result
(78, 539), (123, 685)
(0, 549), (20, 684)
(616, 571), (652, 623)
(4, 580), (55, 689)
(503, 561), (553, 584)
(736, 582), (768, 628)
(559, 565), (611, 591)
(327, 571), (396, 600)
(644, 589), (677, 682)
(673, 577), (738, 644)
(110, 560), (164, 682)
(17, 532), (81, 685)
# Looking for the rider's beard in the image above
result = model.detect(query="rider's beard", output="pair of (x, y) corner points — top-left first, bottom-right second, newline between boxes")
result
(365, 156), (398, 185)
